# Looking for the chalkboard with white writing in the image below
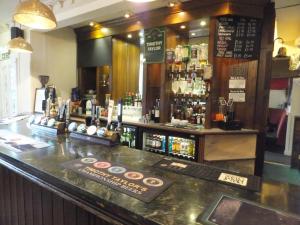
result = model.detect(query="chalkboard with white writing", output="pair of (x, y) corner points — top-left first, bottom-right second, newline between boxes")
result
(215, 16), (262, 59)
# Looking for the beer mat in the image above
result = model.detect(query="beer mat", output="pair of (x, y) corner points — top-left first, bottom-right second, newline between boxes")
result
(198, 195), (300, 225)
(153, 158), (261, 192)
(62, 158), (172, 203)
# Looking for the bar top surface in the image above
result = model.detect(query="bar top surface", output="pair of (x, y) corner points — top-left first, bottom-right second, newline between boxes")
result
(0, 121), (299, 225)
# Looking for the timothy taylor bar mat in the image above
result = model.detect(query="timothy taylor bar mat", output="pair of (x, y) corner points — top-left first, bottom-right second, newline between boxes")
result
(198, 195), (300, 225)
(154, 158), (261, 192)
(62, 157), (172, 203)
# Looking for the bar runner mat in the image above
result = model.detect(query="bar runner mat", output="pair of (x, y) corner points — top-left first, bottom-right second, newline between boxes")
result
(62, 157), (172, 203)
(153, 158), (261, 192)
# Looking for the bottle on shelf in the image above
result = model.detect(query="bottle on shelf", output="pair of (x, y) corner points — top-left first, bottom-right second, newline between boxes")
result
(154, 99), (160, 123)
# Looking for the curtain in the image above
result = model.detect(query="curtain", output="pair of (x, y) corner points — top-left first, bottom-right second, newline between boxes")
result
(0, 55), (18, 119)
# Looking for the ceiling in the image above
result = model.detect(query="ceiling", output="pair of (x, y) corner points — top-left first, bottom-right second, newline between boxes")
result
(0, 0), (175, 31)
(273, 0), (300, 8)
(0, 0), (299, 33)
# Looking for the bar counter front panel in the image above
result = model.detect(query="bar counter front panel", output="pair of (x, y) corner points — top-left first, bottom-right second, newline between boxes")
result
(0, 121), (299, 225)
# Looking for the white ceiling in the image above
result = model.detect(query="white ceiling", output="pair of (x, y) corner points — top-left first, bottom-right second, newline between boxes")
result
(0, 0), (172, 31)
(0, 0), (299, 33)
(274, 0), (300, 8)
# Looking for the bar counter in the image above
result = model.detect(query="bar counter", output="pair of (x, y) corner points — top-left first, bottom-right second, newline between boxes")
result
(71, 115), (258, 163)
(0, 121), (299, 225)
(71, 114), (258, 135)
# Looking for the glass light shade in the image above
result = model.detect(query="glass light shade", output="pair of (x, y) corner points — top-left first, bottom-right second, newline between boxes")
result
(13, 0), (57, 30)
(8, 37), (33, 53)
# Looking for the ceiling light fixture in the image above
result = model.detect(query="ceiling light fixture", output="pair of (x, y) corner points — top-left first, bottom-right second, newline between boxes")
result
(101, 27), (109, 33)
(200, 20), (207, 27)
(89, 21), (95, 27)
(124, 12), (131, 18)
(127, 34), (133, 39)
(13, 0), (57, 30)
(168, 2), (176, 7)
(8, 37), (33, 53)
(191, 32), (196, 36)
(180, 25), (186, 29)
(139, 30), (144, 37)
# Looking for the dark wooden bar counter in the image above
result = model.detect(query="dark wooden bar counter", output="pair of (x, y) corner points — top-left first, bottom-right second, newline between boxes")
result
(0, 121), (299, 225)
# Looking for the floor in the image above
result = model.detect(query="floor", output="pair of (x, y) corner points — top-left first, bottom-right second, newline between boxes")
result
(263, 151), (300, 186)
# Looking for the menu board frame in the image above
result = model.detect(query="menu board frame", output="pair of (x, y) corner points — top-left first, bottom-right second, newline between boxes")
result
(214, 15), (262, 59)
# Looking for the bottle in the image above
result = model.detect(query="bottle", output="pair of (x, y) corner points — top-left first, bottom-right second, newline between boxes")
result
(161, 136), (166, 152)
(169, 136), (173, 153)
(154, 99), (160, 123)
(188, 140), (195, 157)
(86, 100), (92, 116)
(150, 108), (155, 122)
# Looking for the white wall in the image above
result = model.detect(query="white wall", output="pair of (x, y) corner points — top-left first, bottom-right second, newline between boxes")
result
(0, 26), (9, 51)
(30, 27), (77, 110)
(268, 90), (287, 109)
(274, 4), (300, 59)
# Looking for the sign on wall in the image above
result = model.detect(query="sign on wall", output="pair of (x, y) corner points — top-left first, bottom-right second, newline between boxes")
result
(228, 63), (249, 102)
(144, 27), (165, 63)
(0, 51), (9, 61)
(215, 16), (262, 59)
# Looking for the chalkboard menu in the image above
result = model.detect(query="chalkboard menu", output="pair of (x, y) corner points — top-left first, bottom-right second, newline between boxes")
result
(215, 16), (262, 59)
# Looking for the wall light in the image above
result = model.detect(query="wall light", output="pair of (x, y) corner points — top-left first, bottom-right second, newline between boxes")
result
(180, 25), (186, 29)
(127, 34), (133, 39)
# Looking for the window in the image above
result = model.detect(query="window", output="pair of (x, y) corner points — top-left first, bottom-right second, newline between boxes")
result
(0, 51), (18, 118)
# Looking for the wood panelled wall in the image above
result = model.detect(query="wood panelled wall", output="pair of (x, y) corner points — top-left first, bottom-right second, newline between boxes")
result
(211, 59), (258, 128)
(0, 165), (114, 225)
(112, 39), (140, 101)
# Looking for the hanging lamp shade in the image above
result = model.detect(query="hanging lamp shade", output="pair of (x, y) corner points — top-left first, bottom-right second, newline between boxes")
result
(13, 0), (57, 30)
(8, 37), (33, 53)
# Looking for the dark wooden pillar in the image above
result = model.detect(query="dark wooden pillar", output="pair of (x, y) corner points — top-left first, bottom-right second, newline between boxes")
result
(254, 2), (276, 176)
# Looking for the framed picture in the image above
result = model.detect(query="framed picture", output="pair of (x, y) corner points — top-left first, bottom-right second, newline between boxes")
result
(34, 88), (46, 113)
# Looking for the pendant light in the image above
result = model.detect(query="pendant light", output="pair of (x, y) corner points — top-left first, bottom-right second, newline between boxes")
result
(13, 0), (57, 30)
(8, 37), (33, 53)
(8, 27), (33, 53)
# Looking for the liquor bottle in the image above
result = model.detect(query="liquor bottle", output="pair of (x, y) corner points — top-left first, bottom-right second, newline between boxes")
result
(154, 99), (160, 123)
(150, 108), (155, 122)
